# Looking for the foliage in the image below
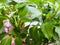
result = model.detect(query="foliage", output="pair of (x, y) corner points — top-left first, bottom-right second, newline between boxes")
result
(0, 0), (60, 45)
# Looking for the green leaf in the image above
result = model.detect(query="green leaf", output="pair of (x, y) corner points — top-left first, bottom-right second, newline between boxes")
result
(15, 37), (22, 45)
(0, 15), (8, 29)
(0, 23), (3, 29)
(55, 27), (60, 37)
(0, 15), (8, 20)
(0, 37), (12, 45)
(10, 30), (21, 37)
(20, 26), (28, 38)
(0, 0), (6, 2)
(15, 3), (25, 9)
(29, 25), (43, 45)
(10, 30), (17, 36)
(13, 0), (28, 3)
(48, 0), (55, 2)
(18, 6), (28, 17)
(21, 17), (30, 22)
(53, 31), (59, 41)
(27, 6), (41, 19)
(15, 3), (28, 17)
(28, 0), (40, 4)
(0, 32), (7, 40)
(41, 22), (53, 39)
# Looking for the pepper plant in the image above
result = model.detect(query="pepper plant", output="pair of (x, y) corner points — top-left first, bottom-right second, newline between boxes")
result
(0, 0), (60, 45)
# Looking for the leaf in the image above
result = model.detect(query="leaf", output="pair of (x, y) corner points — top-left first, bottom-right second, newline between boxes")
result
(0, 15), (8, 20)
(20, 26), (28, 38)
(0, 15), (8, 29)
(10, 30), (17, 36)
(0, 0), (6, 2)
(15, 37), (22, 45)
(41, 22), (53, 39)
(10, 30), (21, 37)
(53, 31), (59, 41)
(15, 3), (25, 9)
(18, 6), (28, 17)
(8, 0), (17, 5)
(0, 23), (3, 29)
(29, 25), (43, 44)
(0, 37), (12, 45)
(13, 0), (28, 3)
(48, 0), (55, 2)
(0, 32), (7, 40)
(27, 6), (41, 19)
(28, 0), (40, 4)
(55, 27), (60, 37)
(21, 17), (30, 22)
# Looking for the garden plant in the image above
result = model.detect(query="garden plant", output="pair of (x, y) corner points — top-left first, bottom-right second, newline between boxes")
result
(0, 0), (60, 45)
